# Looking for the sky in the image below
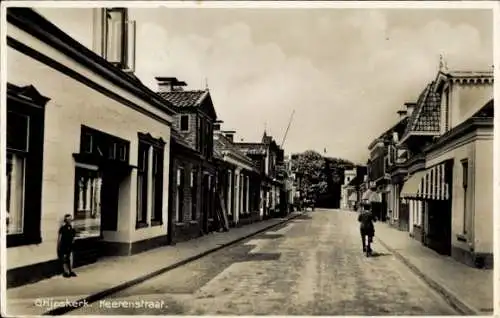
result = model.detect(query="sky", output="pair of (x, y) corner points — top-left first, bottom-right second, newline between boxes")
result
(33, 4), (494, 164)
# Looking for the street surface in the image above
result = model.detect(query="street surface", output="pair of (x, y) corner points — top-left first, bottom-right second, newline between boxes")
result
(70, 209), (457, 315)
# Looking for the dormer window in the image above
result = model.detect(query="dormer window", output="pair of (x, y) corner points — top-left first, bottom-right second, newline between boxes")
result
(94, 8), (136, 72)
(180, 115), (189, 132)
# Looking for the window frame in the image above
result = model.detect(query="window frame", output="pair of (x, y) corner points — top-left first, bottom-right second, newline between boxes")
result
(6, 85), (48, 248)
(136, 140), (150, 228)
(461, 159), (469, 235)
(150, 146), (164, 226)
(100, 8), (136, 72)
(176, 167), (185, 222)
(191, 168), (198, 220)
(180, 114), (190, 132)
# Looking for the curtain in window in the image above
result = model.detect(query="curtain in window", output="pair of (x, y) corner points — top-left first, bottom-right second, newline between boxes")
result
(6, 152), (25, 234)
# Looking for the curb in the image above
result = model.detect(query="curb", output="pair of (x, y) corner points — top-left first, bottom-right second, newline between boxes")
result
(376, 237), (479, 316)
(43, 212), (304, 315)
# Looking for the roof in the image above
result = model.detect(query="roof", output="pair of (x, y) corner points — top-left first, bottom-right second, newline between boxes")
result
(214, 133), (256, 168)
(171, 128), (195, 150)
(158, 90), (208, 108)
(472, 99), (494, 118)
(234, 143), (268, 156)
(401, 81), (441, 140)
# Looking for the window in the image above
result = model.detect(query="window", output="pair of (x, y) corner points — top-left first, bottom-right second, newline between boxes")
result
(176, 168), (185, 222)
(462, 159), (469, 234)
(7, 111), (29, 152)
(136, 141), (149, 226)
(151, 147), (164, 224)
(6, 153), (25, 235)
(74, 166), (102, 238)
(180, 115), (189, 132)
(191, 169), (198, 220)
(98, 8), (136, 71)
(80, 126), (130, 163)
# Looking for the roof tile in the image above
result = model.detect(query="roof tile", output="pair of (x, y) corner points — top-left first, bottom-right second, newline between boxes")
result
(158, 90), (207, 108)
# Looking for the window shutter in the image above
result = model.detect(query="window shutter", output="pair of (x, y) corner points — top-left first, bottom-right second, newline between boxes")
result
(124, 20), (136, 72)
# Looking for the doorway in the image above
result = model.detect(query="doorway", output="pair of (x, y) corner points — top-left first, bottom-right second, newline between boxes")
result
(424, 200), (452, 255)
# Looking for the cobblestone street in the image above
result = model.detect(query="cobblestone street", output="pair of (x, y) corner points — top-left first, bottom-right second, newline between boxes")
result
(70, 210), (457, 315)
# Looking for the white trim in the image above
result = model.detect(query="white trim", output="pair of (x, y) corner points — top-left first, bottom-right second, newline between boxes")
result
(75, 162), (99, 171)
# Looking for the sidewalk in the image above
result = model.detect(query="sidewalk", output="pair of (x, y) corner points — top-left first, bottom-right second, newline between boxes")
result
(6, 212), (303, 316)
(374, 221), (494, 316)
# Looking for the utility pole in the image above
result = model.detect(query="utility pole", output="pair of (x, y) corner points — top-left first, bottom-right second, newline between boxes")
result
(281, 110), (295, 148)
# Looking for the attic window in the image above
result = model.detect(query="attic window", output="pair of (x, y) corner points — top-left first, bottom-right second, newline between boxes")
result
(180, 115), (189, 131)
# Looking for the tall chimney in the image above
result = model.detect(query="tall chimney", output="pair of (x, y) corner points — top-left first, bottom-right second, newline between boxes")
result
(214, 120), (223, 132)
(155, 77), (188, 93)
(405, 102), (416, 116)
(222, 130), (235, 143)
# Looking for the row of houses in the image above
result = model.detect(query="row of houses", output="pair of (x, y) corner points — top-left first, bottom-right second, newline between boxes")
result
(359, 60), (494, 269)
(5, 7), (292, 288)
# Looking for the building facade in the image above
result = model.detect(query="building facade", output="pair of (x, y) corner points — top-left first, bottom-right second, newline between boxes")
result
(396, 67), (494, 268)
(156, 78), (219, 241)
(7, 8), (175, 287)
(214, 128), (261, 226)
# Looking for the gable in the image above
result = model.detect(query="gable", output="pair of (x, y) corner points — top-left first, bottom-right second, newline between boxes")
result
(199, 93), (217, 120)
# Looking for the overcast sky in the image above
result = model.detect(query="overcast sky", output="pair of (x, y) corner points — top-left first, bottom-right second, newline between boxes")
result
(33, 5), (494, 164)
(130, 7), (492, 164)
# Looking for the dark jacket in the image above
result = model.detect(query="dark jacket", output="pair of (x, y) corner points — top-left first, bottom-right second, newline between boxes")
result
(358, 211), (376, 233)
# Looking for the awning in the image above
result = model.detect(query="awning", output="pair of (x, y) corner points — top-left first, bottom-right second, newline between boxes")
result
(423, 162), (450, 200)
(361, 189), (382, 203)
(400, 170), (426, 200)
(401, 163), (450, 201)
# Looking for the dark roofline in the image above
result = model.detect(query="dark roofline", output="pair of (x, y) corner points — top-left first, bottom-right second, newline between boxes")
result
(155, 77), (188, 86)
(7, 8), (176, 117)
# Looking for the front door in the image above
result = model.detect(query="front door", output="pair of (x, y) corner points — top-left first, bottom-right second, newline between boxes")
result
(100, 171), (120, 232)
(202, 174), (209, 233)
(426, 200), (452, 255)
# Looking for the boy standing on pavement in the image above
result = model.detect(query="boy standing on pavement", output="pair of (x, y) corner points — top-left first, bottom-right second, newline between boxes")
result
(57, 214), (77, 278)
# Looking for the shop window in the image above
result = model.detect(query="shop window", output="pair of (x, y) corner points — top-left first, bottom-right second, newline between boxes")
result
(73, 166), (102, 239)
(180, 115), (189, 132)
(6, 152), (25, 235)
(151, 147), (164, 225)
(136, 141), (149, 227)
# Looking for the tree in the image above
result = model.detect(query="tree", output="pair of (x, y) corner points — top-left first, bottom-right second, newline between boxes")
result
(291, 150), (354, 205)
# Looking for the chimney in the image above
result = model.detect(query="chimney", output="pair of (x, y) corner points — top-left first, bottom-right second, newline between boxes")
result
(397, 109), (407, 118)
(221, 130), (235, 143)
(155, 77), (188, 93)
(405, 102), (416, 116)
(214, 120), (223, 132)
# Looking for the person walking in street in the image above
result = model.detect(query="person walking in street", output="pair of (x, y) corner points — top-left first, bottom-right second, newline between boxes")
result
(57, 214), (77, 278)
(358, 201), (376, 256)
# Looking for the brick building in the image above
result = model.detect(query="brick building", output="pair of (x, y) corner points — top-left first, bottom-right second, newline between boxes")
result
(156, 78), (219, 243)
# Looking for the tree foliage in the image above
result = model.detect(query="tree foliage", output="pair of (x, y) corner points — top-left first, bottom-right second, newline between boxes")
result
(291, 150), (355, 199)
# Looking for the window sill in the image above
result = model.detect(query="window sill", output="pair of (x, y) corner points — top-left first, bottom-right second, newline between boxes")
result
(7, 234), (42, 248)
(136, 222), (149, 229)
(150, 220), (163, 227)
(174, 222), (185, 226)
(456, 234), (468, 242)
(189, 220), (199, 224)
